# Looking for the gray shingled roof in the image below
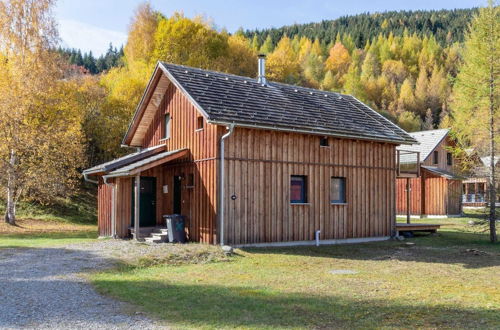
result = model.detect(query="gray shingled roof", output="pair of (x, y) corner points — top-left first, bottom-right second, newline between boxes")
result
(159, 62), (416, 145)
(397, 129), (449, 163)
(104, 149), (187, 178)
(83, 144), (165, 175)
(422, 166), (463, 180)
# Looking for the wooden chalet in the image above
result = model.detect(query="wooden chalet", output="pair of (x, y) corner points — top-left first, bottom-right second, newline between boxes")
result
(84, 57), (417, 246)
(396, 129), (463, 217)
(463, 156), (500, 207)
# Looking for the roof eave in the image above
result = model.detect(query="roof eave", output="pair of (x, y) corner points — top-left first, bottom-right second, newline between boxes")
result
(207, 120), (412, 145)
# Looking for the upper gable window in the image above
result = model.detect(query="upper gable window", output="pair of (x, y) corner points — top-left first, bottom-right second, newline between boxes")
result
(447, 152), (452, 166)
(433, 151), (439, 165)
(196, 115), (204, 131)
(163, 113), (171, 139)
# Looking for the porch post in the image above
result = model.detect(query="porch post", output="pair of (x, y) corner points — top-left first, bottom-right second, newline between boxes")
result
(406, 178), (411, 224)
(134, 174), (141, 240)
(111, 182), (116, 238)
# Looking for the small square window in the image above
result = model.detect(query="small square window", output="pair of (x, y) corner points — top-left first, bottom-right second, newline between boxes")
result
(447, 152), (452, 166)
(163, 113), (171, 139)
(290, 175), (307, 203)
(320, 137), (329, 147)
(433, 151), (439, 165)
(331, 177), (346, 204)
(196, 116), (204, 130)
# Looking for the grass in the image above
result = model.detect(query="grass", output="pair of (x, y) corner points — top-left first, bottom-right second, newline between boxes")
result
(0, 190), (97, 248)
(91, 211), (500, 329)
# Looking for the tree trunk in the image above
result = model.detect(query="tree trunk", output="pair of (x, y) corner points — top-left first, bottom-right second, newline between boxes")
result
(488, 56), (497, 243)
(4, 149), (17, 225)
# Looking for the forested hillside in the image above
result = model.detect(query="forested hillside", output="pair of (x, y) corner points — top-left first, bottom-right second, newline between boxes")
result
(245, 8), (476, 47)
(57, 44), (123, 74)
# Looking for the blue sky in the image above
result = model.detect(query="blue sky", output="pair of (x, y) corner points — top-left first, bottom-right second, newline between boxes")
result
(55, 0), (482, 56)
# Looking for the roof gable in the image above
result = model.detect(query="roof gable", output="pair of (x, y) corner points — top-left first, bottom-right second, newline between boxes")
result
(397, 129), (450, 162)
(123, 62), (417, 146)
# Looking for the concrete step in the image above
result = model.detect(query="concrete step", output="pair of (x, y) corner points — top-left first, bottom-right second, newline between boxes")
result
(144, 237), (164, 244)
(151, 233), (168, 241)
(152, 228), (169, 234)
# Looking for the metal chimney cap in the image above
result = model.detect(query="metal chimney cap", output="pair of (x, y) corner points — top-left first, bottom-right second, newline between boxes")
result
(258, 53), (266, 58)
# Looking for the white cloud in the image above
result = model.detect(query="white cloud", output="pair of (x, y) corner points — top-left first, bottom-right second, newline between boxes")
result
(58, 19), (127, 56)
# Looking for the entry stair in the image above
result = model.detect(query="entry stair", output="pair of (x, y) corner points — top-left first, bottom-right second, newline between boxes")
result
(143, 227), (169, 243)
(130, 226), (169, 243)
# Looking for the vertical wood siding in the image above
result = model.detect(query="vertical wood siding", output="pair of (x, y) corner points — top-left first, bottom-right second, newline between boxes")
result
(222, 128), (396, 245)
(97, 178), (112, 237)
(108, 83), (220, 243)
(396, 177), (423, 215)
(396, 170), (462, 216)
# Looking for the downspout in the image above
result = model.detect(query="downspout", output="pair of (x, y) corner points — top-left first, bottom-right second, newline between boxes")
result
(219, 124), (235, 246)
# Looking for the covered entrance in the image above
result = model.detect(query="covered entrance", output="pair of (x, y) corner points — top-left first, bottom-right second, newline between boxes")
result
(131, 177), (157, 227)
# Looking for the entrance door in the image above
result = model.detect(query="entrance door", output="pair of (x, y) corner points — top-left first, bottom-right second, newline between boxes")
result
(173, 174), (182, 214)
(131, 177), (157, 227)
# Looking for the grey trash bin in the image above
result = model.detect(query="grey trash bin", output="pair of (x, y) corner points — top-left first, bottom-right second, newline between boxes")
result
(164, 214), (186, 243)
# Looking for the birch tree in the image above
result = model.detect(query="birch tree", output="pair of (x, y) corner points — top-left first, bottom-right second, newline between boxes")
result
(0, 0), (84, 224)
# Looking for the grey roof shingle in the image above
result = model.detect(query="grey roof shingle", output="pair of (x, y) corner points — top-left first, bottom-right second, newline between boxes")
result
(104, 149), (187, 178)
(83, 144), (165, 175)
(159, 62), (416, 144)
(396, 128), (449, 163)
(422, 166), (463, 180)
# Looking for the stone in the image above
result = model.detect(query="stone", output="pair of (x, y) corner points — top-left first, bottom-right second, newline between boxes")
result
(221, 245), (233, 255)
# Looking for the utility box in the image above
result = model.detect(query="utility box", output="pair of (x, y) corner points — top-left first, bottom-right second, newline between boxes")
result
(163, 214), (186, 243)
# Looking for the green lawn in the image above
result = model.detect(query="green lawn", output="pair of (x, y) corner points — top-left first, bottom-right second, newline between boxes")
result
(92, 211), (500, 329)
(0, 190), (98, 248)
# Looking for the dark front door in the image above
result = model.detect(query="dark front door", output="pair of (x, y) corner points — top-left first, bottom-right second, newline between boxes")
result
(131, 177), (157, 227)
(173, 174), (182, 214)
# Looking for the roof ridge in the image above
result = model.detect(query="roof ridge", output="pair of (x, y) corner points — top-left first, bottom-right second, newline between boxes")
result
(161, 61), (346, 97)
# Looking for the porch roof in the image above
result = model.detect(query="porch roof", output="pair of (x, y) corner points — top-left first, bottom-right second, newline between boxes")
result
(422, 166), (463, 180)
(83, 144), (166, 175)
(103, 148), (189, 179)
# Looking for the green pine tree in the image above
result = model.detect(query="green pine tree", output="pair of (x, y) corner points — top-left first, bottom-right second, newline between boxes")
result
(451, 0), (499, 243)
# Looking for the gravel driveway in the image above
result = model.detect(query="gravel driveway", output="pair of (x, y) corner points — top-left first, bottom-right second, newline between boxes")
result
(0, 241), (169, 329)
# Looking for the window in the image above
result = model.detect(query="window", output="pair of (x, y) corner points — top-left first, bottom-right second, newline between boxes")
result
(320, 137), (329, 147)
(163, 113), (171, 139)
(447, 152), (452, 166)
(290, 175), (307, 204)
(331, 177), (346, 204)
(196, 115), (204, 130)
(433, 151), (439, 165)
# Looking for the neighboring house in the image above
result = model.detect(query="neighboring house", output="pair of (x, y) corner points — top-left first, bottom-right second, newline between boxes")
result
(396, 129), (463, 217)
(463, 156), (500, 207)
(83, 57), (416, 246)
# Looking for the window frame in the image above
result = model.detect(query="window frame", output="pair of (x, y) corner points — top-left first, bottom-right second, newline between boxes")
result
(330, 177), (347, 204)
(162, 113), (171, 140)
(290, 175), (308, 204)
(433, 151), (439, 165)
(196, 115), (204, 131)
(447, 152), (452, 166)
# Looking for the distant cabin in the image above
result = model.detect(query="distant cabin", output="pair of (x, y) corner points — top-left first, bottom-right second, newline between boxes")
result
(84, 58), (416, 246)
(463, 155), (500, 207)
(396, 129), (463, 217)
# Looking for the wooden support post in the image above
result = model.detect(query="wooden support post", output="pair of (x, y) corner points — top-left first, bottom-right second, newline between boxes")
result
(111, 182), (116, 238)
(134, 174), (141, 240)
(406, 177), (411, 224)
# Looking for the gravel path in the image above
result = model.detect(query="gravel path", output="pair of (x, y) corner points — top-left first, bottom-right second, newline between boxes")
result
(0, 241), (170, 329)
